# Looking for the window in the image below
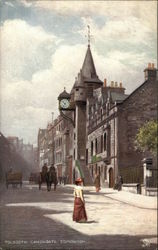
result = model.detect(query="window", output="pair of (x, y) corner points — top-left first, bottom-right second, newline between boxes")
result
(101, 108), (103, 121)
(95, 138), (98, 154)
(104, 133), (107, 151)
(86, 149), (88, 165)
(73, 149), (75, 159)
(91, 141), (93, 156)
(101, 135), (103, 152)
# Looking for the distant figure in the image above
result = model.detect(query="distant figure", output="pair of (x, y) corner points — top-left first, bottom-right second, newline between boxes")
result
(46, 165), (57, 191)
(94, 173), (100, 192)
(118, 175), (123, 191)
(49, 165), (55, 172)
(63, 175), (67, 185)
(42, 163), (48, 173)
(58, 176), (62, 185)
(73, 178), (87, 223)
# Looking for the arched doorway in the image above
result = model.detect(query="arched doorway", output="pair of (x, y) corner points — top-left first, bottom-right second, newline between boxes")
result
(109, 168), (114, 188)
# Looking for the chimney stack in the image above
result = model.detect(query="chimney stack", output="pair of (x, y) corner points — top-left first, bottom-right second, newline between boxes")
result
(151, 63), (155, 69)
(103, 79), (107, 87)
(111, 81), (114, 87)
(144, 63), (157, 81)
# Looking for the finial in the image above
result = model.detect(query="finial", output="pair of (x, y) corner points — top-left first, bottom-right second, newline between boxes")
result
(64, 87), (66, 91)
(87, 25), (90, 47)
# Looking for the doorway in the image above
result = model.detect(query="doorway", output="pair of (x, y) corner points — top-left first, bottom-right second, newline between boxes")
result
(109, 168), (114, 188)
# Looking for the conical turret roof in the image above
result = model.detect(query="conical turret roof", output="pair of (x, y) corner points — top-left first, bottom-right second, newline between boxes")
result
(82, 45), (97, 79)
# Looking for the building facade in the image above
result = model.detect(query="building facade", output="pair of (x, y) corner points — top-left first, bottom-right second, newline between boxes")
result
(37, 44), (157, 188)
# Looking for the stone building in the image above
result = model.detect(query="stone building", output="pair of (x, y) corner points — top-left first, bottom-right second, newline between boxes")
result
(117, 63), (157, 182)
(1, 133), (37, 179)
(87, 63), (157, 187)
(58, 44), (157, 188)
(37, 128), (47, 169)
(87, 80), (128, 187)
(38, 43), (157, 188)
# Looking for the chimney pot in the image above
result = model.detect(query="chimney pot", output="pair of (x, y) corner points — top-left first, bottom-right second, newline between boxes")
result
(111, 81), (114, 87)
(120, 82), (122, 88)
(115, 82), (118, 87)
(148, 63), (151, 68)
(104, 79), (107, 87)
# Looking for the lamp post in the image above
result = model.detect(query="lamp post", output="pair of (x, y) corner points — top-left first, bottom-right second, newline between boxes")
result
(142, 158), (153, 195)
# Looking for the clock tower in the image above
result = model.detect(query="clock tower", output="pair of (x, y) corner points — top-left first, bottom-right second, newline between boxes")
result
(57, 30), (103, 184)
(72, 43), (103, 184)
(58, 87), (71, 110)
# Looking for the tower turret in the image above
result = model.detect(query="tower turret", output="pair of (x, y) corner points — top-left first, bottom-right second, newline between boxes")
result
(74, 70), (86, 103)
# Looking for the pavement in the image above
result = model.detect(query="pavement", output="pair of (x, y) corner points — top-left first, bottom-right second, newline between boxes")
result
(0, 182), (157, 250)
(66, 185), (157, 210)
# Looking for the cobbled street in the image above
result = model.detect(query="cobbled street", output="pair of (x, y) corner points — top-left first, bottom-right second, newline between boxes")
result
(0, 182), (157, 250)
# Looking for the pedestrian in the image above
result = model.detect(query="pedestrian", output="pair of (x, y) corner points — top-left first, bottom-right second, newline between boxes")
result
(73, 178), (87, 223)
(58, 176), (62, 185)
(42, 163), (48, 173)
(94, 173), (101, 192)
(63, 175), (67, 185)
(118, 175), (123, 191)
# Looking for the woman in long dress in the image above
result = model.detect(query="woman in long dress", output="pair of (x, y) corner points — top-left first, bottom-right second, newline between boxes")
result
(73, 178), (87, 223)
(94, 173), (100, 192)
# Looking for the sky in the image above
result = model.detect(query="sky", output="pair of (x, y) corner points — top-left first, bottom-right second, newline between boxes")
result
(0, 0), (157, 145)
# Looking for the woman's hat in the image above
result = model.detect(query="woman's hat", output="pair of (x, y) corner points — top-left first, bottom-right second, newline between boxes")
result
(75, 178), (82, 183)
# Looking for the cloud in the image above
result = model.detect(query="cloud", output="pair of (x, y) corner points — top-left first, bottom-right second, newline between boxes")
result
(1, 19), (57, 81)
(1, 37), (156, 143)
(1, 2), (157, 144)
(1, 43), (86, 143)
(79, 15), (156, 49)
(31, 1), (157, 31)
(19, 0), (33, 8)
(5, 1), (14, 7)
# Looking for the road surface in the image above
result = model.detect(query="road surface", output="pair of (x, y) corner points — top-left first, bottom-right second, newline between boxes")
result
(0, 182), (157, 250)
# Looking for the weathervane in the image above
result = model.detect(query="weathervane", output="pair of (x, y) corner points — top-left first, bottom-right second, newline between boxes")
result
(87, 25), (90, 46)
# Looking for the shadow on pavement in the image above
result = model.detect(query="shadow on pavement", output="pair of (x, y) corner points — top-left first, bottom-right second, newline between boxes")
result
(0, 205), (157, 250)
(0, 184), (157, 250)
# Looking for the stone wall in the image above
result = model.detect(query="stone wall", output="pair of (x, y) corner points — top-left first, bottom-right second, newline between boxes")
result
(117, 77), (157, 170)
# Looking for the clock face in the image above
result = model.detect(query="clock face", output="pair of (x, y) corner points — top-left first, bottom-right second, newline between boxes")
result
(60, 99), (70, 109)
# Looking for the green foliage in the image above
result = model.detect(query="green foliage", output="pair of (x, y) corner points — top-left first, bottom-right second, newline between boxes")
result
(75, 160), (84, 178)
(91, 155), (102, 163)
(135, 120), (157, 155)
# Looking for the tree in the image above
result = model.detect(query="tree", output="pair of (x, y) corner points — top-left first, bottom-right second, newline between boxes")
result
(135, 120), (157, 155)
